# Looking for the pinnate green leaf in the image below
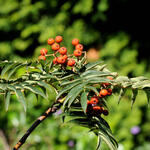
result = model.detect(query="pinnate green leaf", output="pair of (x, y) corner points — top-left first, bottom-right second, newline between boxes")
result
(5, 91), (11, 111)
(81, 92), (88, 113)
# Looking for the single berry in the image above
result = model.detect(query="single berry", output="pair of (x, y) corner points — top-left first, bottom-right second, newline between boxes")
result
(102, 76), (113, 87)
(38, 55), (46, 61)
(107, 76), (113, 80)
(59, 47), (67, 55)
(99, 89), (108, 97)
(47, 38), (55, 45)
(75, 44), (83, 51)
(90, 97), (99, 105)
(103, 109), (109, 116)
(63, 55), (68, 60)
(53, 57), (57, 64)
(72, 38), (79, 46)
(51, 43), (60, 51)
(86, 100), (93, 113)
(57, 56), (66, 64)
(107, 88), (112, 96)
(40, 48), (48, 56)
(67, 59), (76, 67)
(55, 35), (63, 43)
(92, 106), (102, 115)
(74, 49), (82, 57)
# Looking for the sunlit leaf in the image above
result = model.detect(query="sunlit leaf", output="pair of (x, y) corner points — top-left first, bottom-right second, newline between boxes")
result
(15, 90), (26, 111)
(131, 89), (138, 109)
(5, 91), (11, 111)
(81, 92), (88, 113)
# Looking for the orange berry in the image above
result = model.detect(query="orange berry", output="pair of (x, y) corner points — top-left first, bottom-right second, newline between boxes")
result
(55, 35), (63, 43)
(53, 57), (57, 64)
(47, 38), (55, 45)
(74, 49), (82, 57)
(38, 55), (46, 61)
(90, 97), (99, 105)
(87, 100), (91, 105)
(107, 76), (113, 80)
(40, 48), (48, 56)
(51, 43), (60, 51)
(92, 106), (103, 115)
(75, 44), (83, 51)
(72, 38), (79, 46)
(63, 55), (68, 60)
(67, 59), (76, 67)
(99, 89), (108, 97)
(59, 47), (67, 55)
(57, 56), (66, 64)
(102, 76), (113, 87)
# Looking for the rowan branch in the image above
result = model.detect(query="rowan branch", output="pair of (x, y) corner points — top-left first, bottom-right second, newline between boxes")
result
(13, 100), (63, 150)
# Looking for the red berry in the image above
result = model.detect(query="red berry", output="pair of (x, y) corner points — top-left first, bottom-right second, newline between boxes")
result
(72, 38), (79, 46)
(103, 109), (109, 116)
(92, 106), (103, 115)
(40, 48), (48, 56)
(67, 59), (76, 67)
(99, 89), (108, 97)
(57, 56), (66, 64)
(51, 43), (60, 51)
(90, 97), (99, 105)
(47, 38), (55, 45)
(107, 88), (112, 96)
(75, 44), (83, 51)
(86, 100), (93, 113)
(53, 57), (57, 64)
(59, 47), (67, 55)
(74, 49), (82, 57)
(38, 55), (46, 61)
(55, 35), (63, 43)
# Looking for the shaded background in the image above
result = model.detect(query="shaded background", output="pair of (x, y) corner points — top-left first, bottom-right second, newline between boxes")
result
(0, 0), (150, 149)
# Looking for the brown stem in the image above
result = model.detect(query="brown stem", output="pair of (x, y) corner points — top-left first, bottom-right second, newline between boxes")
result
(13, 100), (62, 150)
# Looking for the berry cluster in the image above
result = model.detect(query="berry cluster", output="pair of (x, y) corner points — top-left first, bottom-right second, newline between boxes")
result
(86, 76), (114, 117)
(38, 35), (84, 67)
(86, 96), (109, 116)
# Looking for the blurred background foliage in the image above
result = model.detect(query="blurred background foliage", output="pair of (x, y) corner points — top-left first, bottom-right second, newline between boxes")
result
(0, 0), (150, 150)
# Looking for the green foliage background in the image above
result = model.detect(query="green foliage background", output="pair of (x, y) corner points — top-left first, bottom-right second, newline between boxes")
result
(0, 0), (150, 150)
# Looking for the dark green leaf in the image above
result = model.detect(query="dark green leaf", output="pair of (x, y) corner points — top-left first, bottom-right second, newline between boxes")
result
(1, 63), (19, 77)
(98, 132), (117, 150)
(7, 63), (26, 79)
(144, 89), (150, 107)
(68, 85), (84, 107)
(118, 88), (126, 104)
(85, 61), (103, 70)
(81, 70), (110, 78)
(15, 90), (26, 111)
(56, 81), (81, 99)
(60, 78), (82, 86)
(24, 85), (47, 99)
(96, 135), (101, 150)
(81, 92), (88, 113)
(85, 86), (99, 96)
(36, 80), (50, 89)
(63, 84), (84, 107)
(131, 89), (138, 109)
